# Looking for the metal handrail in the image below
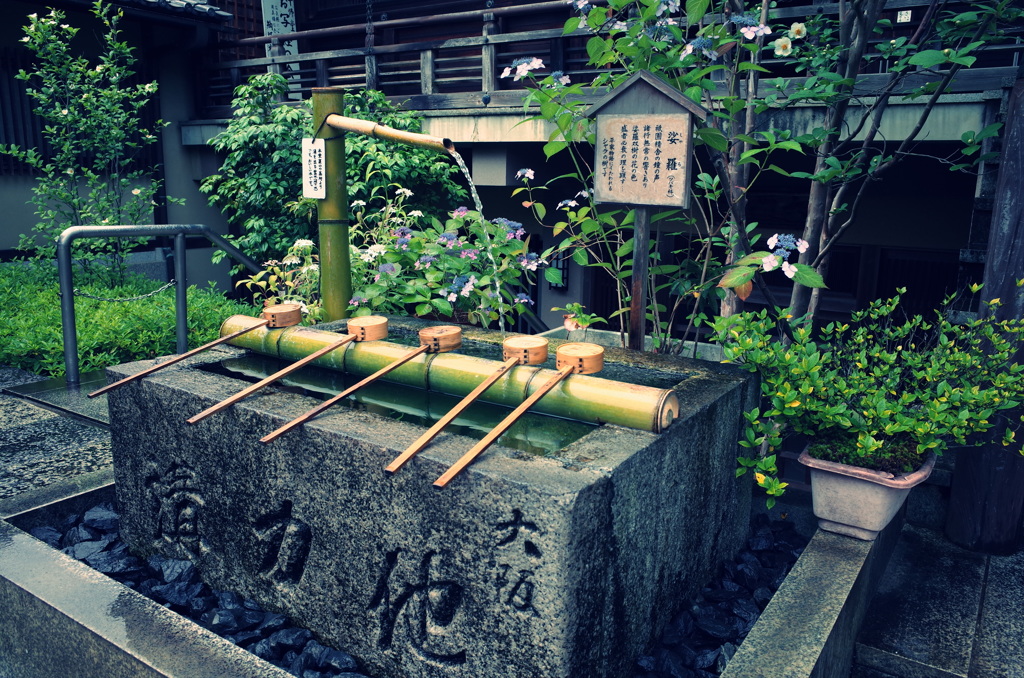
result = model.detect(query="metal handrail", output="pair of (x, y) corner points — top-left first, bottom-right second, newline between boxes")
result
(57, 224), (261, 387)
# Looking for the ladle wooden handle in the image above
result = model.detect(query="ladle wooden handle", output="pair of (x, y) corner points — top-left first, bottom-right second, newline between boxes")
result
(187, 333), (356, 424)
(88, 319), (271, 398)
(260, 344), (430, 444)
(433, 365), (575, 488)
(385, 357), (520, 475)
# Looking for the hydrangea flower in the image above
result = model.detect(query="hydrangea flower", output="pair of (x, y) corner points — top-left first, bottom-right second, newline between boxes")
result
(437, 233), (460, 249)
(350, 295), (369, 307)
(550, 71), (571, 86)
(762, 254), (780, 272)
(558, 199), (579, 209)
(515, 168), (535, 181)
(460, 248), (480, 260)
(493, 217), (525, 240)
(294, 239), (315, 248)
(395, 187), (414, 198)
(414, 255), (436, 270)
(391, 226), (413, 238)
(518, 253), (546, 271)
(514, 292), (534, 306)
(501, 57), (545, 82)
(682, 37), (716, 60)
(782, 261), (798, 278)
(453, 206), (469, 217)
(359, 244), (387, 262)
(378, 263), (396, 275)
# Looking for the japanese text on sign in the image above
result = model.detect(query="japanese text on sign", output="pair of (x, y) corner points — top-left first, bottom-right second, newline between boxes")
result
(302, 138), (326, 199)
(594, 114), (690, 207)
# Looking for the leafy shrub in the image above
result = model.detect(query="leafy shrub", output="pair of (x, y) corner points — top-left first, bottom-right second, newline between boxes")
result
(0, 263), (257, 377)
(200, 74), (466, 269)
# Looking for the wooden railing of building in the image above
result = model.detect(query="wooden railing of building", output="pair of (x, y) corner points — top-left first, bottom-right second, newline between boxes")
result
(197, 0), (1021, 118)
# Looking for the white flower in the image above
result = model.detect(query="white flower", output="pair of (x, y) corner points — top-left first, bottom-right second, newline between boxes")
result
(766, 233), (779, 249)
(782, 261), (797, 278)
(761, 254), (780, 272)
(408, 210), (423, 218)
(447, 292), (458, 303)
(351, 200), (366, 208)
(282, 254), (301, 265)
(788, 22), (807, 40)
(395, 187), (414, 198)
(796, 238), (809, 253)
(293, 239), (314, 248)
(60, 109), (68, 116)
(96, 65), (104, 72)
(773, 36), (793, 57)
(501, 67), (512, 78)
(131, 188), (141, 196)
(19, 36), (29, 43)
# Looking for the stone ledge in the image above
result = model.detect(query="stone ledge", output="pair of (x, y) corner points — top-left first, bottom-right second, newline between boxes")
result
(0, 485), (290, 678)
(721, 512), (903, 678)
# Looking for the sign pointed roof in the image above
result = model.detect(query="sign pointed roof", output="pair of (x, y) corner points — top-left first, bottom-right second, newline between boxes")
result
(587, 70), (708, 120)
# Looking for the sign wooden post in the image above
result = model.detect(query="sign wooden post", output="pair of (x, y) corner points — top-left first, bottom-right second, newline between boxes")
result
(587, 71), (707, 350)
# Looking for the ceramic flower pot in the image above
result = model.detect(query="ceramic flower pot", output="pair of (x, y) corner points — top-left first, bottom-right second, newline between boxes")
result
(798, 449), (937, 541)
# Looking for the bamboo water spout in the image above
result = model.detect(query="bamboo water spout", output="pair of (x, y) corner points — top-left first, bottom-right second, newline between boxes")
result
(325, 114), (455, 156)
(311, 88), (459, 321)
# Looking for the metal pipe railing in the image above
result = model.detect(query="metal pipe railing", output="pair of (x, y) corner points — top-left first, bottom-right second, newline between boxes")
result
(57, 224), (261, 387)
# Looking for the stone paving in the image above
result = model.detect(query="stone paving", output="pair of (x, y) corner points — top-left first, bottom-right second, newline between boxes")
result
(0, 367), (111, 502)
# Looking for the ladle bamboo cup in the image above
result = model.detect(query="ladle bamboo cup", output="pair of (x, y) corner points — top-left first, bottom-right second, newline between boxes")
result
(187, 315), (388, 425)
(433, 342), (604, 488)
(385, 336), (549, 474)
(87, 302), (309, 398)
(260, 325), (462, 444)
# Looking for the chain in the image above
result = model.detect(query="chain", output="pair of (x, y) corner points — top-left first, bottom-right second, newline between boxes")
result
(72, 279), (177, 302)
(367, 0), (373, 25)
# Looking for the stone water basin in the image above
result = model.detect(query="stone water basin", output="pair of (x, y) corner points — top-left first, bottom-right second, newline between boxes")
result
(106, 317), (755, 678)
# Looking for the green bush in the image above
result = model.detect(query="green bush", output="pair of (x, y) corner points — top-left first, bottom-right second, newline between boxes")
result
(0, 263), (257, 377)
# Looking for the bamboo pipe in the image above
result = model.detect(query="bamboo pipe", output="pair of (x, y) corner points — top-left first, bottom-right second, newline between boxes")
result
(324, 114), (456, 157)
(385, 336), (549, 474)
(434, 343), (604, 487)
(87, 319), (271, 398)
(187, 316), (387, 424)
(260, 325), (462, 444)
(187, 333), (357, 424)
(218, 315), (681, 433)
(313, 88), (351, 321)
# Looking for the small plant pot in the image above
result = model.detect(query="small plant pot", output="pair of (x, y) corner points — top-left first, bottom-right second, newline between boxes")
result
(798, 449), (936, 541)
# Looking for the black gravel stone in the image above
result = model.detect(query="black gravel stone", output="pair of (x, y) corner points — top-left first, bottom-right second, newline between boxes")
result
(43, 502), (372, 678)
(633, 514), (808, 677)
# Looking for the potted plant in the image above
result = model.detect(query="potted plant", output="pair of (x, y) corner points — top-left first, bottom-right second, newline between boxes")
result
(711, 289), (1024, 540)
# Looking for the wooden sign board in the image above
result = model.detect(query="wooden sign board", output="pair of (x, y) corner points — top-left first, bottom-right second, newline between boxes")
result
(594, 113), (692, 208)
(587, 71), (705, 209)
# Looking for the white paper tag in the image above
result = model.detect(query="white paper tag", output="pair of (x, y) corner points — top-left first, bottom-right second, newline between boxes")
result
(302, 138), (326, 199)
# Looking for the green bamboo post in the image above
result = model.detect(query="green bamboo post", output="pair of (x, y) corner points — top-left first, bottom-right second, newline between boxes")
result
(312, 87), (351, 321)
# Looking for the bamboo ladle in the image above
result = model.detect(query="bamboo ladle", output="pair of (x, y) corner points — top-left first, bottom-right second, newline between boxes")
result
(87, 302), (306, 399)
(187, 315), (388, 425)
(385, 336), (550, 474)
(260, 325), (463, 444)
(433, 342), (604, 488)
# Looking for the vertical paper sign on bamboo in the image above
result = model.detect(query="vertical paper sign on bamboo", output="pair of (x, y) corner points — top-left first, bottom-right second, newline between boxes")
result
(302, 138), (326, 199)
(594, 114), (692, 208)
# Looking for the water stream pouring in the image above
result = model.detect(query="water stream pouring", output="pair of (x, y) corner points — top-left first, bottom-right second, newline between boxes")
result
(186, 314), (388, 424)
(260, 325), (463, 444)
(86, 302), (310, 398)
(385, 336), (550, 474)
(434, 342), (605, 487)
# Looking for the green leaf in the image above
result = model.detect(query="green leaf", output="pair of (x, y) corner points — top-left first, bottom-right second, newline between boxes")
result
(543, 140), (568, 158)
(792, 264), (827, 288)
(544, 266), (563, 285)
(685, 0), (711, 25)
(734, 251), (772, 266)
(737, 62), (770, 73)
(718, 265), (757, 289)
(908, 50), (948, 67)
(694, 127), (729, 152)
(572, 247), (588, 265)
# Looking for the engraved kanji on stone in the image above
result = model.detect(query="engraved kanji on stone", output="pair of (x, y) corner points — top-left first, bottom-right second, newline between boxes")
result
(368, 549), (467, 666)
(145, 461), (207, 561)
(253, 500), (311, 584)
